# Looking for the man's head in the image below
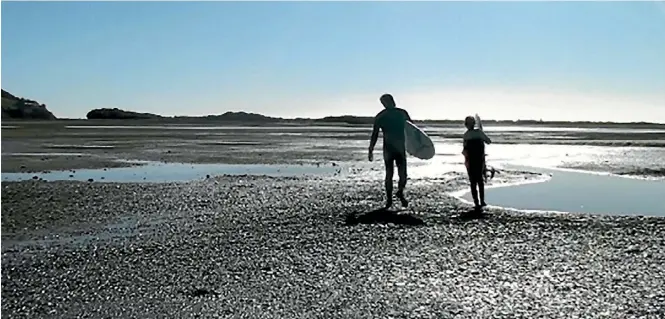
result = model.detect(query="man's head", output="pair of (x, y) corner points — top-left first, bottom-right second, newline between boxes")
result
(464, 116), (476, 130)
(380, 94), (396, 109)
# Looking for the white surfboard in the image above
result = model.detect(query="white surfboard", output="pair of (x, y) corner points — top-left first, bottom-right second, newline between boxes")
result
(404, 121), (435, 160)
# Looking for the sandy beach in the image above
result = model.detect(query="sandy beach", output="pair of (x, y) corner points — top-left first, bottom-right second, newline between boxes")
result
(3, 1), (665, 317)
(2, 122), (665, 318)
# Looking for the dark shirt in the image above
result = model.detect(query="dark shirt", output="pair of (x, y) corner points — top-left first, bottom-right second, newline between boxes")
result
(463, 129), (492, 162)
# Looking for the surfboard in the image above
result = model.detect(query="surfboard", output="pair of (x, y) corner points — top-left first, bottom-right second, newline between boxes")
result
(404, 121), (435, 160)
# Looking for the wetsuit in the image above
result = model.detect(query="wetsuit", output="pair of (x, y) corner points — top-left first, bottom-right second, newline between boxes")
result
(371, 107), (412, 205)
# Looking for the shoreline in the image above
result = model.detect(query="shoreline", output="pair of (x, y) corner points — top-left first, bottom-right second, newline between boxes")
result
(451, 165), (665, 218)
(502, 162), (665, 181)
(4, 158), (664, 218)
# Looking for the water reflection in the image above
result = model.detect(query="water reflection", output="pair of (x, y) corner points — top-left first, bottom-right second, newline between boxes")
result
(1, 162), (341, 183)
(457, 167), (665, 217)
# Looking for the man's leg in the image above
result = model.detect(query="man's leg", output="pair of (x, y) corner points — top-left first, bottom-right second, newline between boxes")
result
(395, 152), (409, 207)
(383, 151), (395, 208)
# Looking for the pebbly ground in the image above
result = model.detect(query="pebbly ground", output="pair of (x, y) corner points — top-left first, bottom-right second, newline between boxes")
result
(2, 171), (665, 318)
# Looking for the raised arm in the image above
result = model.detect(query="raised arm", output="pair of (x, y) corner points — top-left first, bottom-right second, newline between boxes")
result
(480, 131), (492, 144)
(475, 114), (484, 131)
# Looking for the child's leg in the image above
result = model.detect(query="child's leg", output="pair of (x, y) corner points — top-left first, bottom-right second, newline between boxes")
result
(483, 154), (488, 182)
(469, 180), (479, 207)
(468, 159), (484, 208)
(479, 179), (486, 206)
(479, 158), (487, 206)
(467, 166), (480, 208)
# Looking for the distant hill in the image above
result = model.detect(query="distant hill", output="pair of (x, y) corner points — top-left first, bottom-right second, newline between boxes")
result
(175, 111), (282, 122)
(3, 92), (662, 128)
(86, 108), (162, 120)
(79, 107), (665, 128)
(1, 89), (57, 120)
(85, 109), (281, 122)
(314, 116), (374, 125)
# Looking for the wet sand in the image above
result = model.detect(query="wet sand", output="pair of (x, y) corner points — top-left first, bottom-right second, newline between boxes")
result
(3, 121), (665, 174)
(2, 122), (665, 318)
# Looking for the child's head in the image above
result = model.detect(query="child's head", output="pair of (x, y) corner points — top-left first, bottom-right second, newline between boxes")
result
(464, 116), (475, 130)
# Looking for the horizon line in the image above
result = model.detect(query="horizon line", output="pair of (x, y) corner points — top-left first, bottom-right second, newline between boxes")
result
(40, 112), (665, 126)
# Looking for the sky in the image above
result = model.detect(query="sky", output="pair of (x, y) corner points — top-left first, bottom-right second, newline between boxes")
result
(2, 1), (665, 122)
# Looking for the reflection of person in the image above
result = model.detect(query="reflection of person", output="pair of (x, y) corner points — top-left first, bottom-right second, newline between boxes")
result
(462, 116), (492, 209)
(368, 94), (412, 208)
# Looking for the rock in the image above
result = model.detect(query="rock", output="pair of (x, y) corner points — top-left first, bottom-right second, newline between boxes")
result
(86, 108), (162, 120)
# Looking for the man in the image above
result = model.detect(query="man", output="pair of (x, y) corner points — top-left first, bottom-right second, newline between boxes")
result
(368, 94), (412, 208)
(462, 116), (492, 209)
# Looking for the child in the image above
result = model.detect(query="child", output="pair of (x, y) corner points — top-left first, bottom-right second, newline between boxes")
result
(462, 116), (492, 209)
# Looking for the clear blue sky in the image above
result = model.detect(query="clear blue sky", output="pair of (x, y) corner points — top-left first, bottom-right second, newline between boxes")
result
(2, 1), (664, 122)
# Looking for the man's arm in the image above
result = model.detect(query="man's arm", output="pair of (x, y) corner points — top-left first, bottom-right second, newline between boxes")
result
(404, 110), (413, 123)
(368, 116), (380, 160)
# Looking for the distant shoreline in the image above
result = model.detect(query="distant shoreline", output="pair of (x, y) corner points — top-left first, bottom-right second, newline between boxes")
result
(3, 117), (665, 129)
(4, 89), (665, 126)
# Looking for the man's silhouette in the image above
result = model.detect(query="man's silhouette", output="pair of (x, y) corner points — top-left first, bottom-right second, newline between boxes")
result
(368, 94), (412, 208)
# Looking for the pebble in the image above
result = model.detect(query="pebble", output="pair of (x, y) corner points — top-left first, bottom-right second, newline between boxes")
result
(1, 173), (663, 318)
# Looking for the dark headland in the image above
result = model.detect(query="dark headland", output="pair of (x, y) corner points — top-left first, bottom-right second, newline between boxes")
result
(1, 89), (57, 120)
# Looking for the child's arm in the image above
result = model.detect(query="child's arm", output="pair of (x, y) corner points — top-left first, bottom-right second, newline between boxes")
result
(480, 131), (492, 144)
